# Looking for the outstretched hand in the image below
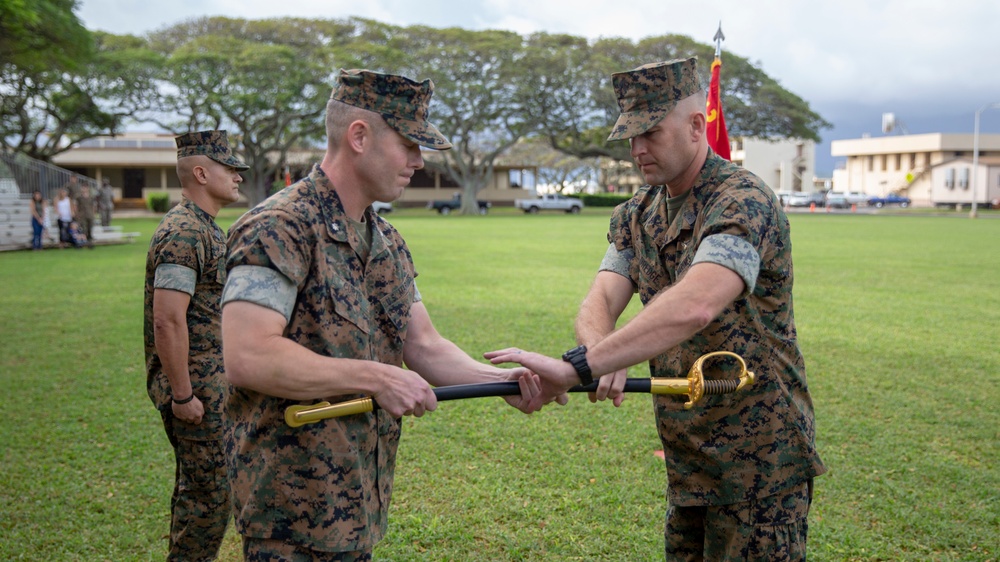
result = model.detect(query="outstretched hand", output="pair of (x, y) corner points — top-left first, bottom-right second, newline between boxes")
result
(588, 368), (628, 407)
(484, 348), (574, 412)
(492, 366), (545, 414)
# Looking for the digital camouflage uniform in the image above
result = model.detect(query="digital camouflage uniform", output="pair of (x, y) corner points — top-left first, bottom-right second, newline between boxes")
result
(143, 130), (246, 561)
(76, 191), (95, 245)
(607, 151), (826, 555)
(99, 181), (114, 226)
(605, 57), (825, 560)
(224, 164), (417, 554)
(143, 197), (231, 561)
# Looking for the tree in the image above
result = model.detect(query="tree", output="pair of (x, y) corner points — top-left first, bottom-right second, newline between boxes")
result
(147, 17), (337, 206)
(0, 0), (92, 71)
(504, 137), (595, 194)
(1, 30), (160, 160)
(392, 27), (539, 215)
(529, 34), (831, 187)
(634, 35), (831, 141)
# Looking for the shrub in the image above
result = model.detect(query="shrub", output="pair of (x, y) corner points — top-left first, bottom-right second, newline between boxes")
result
(146, 192), (170, 213)
(580, 193), (632, 207)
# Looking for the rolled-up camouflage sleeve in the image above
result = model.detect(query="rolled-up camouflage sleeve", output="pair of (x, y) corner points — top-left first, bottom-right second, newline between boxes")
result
(692, 233), (760, 296)
(222, 265), (297, 322)
(153, 263), (197, 296)
(599, 243), (635, 281)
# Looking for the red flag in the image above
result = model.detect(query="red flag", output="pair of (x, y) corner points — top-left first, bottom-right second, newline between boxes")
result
(706, 56), (731, 160)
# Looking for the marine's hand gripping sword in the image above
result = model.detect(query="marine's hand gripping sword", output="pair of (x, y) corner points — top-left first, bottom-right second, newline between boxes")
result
(285, 351), (755, 428)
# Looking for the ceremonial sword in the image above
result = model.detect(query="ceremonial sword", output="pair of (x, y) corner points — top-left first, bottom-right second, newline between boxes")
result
(285, 351), (755, 428)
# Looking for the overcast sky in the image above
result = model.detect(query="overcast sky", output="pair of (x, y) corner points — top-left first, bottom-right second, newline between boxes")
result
(77, 0), (1000, 175)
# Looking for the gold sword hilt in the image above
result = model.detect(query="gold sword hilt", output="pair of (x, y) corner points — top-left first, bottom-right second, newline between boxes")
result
(650, 350), (755, 409)
(284, 351), (755, 426)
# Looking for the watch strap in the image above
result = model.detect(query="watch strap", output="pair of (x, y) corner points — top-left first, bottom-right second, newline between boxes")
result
(562, 345), (593, 386)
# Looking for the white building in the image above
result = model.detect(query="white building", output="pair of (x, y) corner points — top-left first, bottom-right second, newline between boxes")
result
(830, 133), (1000, 207)
(730, 137), (816, 194)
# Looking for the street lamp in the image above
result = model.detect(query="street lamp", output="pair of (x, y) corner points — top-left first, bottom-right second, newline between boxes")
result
(970, 102), (1000, 218)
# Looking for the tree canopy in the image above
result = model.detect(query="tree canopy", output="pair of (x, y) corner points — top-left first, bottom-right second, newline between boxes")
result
(0, 29), (159, 159)
(146, 17), (335, 205)
(0, 7), (831, 210)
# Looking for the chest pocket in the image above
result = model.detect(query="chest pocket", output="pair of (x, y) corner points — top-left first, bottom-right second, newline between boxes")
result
(330, 276), (371, 335)
(213, 239), (227, 286)
(661, 230), (697, 285)
(375, 278), (412, 345)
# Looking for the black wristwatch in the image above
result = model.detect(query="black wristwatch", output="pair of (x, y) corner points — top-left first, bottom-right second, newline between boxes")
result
(562, 345), (594, 386)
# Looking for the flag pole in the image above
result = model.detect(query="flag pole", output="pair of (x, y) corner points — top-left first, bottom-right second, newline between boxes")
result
(706, 22), (731, 160)
(714, 21), (725, 58)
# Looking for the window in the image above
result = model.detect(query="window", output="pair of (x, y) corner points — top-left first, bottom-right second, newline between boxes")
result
(881, 155), (888, 171)
(894, 154), (902, 170)
(959, 168), (969, 189)
(909, 153), (916, 170)
(945, 168), (955, 189)
(867, 156), (874, 172)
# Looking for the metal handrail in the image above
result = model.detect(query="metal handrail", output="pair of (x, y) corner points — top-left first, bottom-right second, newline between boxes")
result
(0, 150), (98, 201)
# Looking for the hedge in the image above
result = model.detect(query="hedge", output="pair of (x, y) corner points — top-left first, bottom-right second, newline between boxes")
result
(580, 193), (632, 207)
(146, 192), (170, 213)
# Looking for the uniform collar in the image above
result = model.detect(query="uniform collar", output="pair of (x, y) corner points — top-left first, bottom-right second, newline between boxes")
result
(308, 164), (393, 258)
(643, 149), (725, 247)
(180, 197), (218, 225)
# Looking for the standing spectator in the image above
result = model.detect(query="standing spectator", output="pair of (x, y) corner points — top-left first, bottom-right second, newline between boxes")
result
(143, 130), (248, 561)
(98, 178), (114, 227)
(54, 188), (75, 248)
(30, 190), (45, 250)
(76, 184), (96, 248)
(63, 175), (81, 201)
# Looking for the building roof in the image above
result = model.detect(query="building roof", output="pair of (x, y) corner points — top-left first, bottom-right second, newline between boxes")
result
(830, 133), (1000, 157)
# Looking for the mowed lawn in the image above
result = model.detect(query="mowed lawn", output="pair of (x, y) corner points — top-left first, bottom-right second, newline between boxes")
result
(0, 207), (997, 561)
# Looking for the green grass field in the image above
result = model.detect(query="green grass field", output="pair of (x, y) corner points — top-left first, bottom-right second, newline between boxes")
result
(1, 208), (997, 561)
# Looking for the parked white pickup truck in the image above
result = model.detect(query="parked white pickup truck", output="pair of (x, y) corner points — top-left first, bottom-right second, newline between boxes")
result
(514, 193), (584, 214)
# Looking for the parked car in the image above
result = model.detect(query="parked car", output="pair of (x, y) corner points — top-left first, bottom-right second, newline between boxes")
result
(845, 191), (870, 205)
(787, 191), (825, 207)
(867, 193), (911, 208)
(372, 201), (392, 214)
(825, 191), (850, 209)
(774, 190), (795, 206)
(427, 193), (491, 215)
(514, 193), (584, 214)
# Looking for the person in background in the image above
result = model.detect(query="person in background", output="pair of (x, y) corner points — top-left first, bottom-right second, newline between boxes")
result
(143, 130), (248, 561)
(30, 190), (45, 250)
(54, 188), (74, 249)
(487, 57), (826, 561)
(76, 184), (96, 248)
(99, 178), (114, 227)
(220, 69), (541, 561)
(63, 175), (81, 202)
(67, 220), (87, 248)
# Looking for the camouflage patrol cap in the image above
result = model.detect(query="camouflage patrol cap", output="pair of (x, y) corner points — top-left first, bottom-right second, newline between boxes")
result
(331, 69), (453, 150)
(607, 57), (702, 141)
(175, 130), (249, 171)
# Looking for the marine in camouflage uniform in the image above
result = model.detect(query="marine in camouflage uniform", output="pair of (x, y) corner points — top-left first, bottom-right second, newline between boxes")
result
(487, 57), (825, 561)
(75, 184), (95, 247)
(221, 70), (537, 561)
(143, 130), (248, 561)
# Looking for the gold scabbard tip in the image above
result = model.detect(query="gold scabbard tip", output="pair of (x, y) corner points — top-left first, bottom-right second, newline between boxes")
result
(285, 398), (375, 428)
